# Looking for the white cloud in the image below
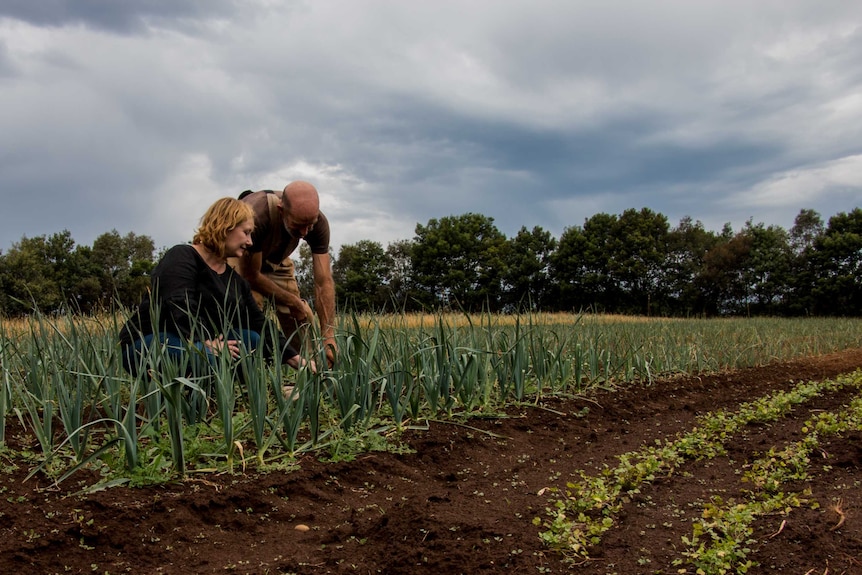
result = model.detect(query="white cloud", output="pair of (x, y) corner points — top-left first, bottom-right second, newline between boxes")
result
(138, 153), (227, 249)
(736, 154), (862, 209)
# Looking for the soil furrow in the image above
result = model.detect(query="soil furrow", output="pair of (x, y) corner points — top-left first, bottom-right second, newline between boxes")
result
(1, 349), (861, 574)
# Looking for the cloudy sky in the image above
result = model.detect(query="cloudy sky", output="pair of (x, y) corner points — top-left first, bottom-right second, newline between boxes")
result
(2, 1), (861, 256)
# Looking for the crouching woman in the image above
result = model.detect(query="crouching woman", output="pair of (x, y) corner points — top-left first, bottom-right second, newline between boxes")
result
(119, 197), (310, 378)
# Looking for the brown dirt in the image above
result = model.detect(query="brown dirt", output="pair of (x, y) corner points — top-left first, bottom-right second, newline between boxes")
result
(2, 349), (862, 575)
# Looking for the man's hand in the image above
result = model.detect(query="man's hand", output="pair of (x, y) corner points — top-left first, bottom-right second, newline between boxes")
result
(299, 300), (314, 324)
(324, 338), (337, 369)
(311, 251), (337, 368)
(276, 297), (314, 324)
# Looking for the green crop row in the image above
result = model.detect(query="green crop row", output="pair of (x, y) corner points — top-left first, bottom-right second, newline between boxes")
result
(1, 309), (861, 487)
(676, 388), (862, 574)
(536, 371), (862, 562)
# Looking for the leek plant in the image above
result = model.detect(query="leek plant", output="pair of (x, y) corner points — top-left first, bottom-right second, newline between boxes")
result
(490, 326), (528, 402)
(270, 363), (311, 457)
(375, 317), (418, 427)
(237, 317), (310, 464)
(302, 371), (323, 446)
(152, 372), (194, 475)
(527, 327), (575, 398)
(0, 322), (15, 446)
(327, 315), (382, 430)
(444, 311), (492, 411)
(75, 313), (143, 471)
(210, 347), (238, 470)
(414, 336), (443, 414)
(14, 315), (58, 457)
(48, 315), (95, 461)
(98, 369), (144, 472)
(382, 356), (412, 428)
(54, 369), (93, 462)
(451, 349), (482, 411)
(432, 315), (456, 412)
(240, 341), (270, 465)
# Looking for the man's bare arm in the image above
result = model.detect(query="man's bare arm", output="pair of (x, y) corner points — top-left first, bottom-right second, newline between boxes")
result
(235, 250), (309, 321)
(312, 252), (337, 364)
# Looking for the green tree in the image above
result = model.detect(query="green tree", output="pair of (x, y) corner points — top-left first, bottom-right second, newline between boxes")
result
(809, 208), (862, 315)
(739, 221), (793, 315)
(551, 209), (669, 314)
(90, 230), (155, 307)
(333, 240), (393, 311)
(696, 220), (793, 317)
(576, 212), (619, 310)
(294, 243), (316, 307)
(786, 209), (824, 315)
(385, 239), (418, 311)
(789, 208), (824, 255)
(0, 234), (64, 314)
(550, 224), (591, 311)
(0, 230), (108, 314)
(609, 208), (670, 315)
(699, 227), (751, 315)
(664, 217), (721, 316)
(502, 226), (557, 311)
(697, 220), (793, 316)
(411, 213), (507, 311)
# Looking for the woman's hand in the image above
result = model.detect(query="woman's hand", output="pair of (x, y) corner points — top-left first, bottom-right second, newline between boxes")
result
(204, 335), (241, 359)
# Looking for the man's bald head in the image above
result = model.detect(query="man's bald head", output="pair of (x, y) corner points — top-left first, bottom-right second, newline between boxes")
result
(280, 181), (320, 239)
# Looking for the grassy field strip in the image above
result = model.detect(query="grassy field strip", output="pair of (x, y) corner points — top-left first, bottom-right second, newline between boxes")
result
(674, 388), (862, 574)
(536, 370), (862, 561)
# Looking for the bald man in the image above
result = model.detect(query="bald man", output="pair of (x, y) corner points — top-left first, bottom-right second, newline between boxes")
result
(229, 181), (337, 368)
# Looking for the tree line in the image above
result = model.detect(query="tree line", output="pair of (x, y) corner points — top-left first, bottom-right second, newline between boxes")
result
(2, 207), (860, 317)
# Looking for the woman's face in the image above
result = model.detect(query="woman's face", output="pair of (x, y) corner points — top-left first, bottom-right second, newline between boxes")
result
(224, 218), (254, 258)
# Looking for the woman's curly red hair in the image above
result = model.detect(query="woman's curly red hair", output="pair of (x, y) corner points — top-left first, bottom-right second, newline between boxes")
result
(193, 197), (254, 258)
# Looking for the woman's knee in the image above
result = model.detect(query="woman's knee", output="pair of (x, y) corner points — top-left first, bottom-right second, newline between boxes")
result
(236, 329), (261, 350)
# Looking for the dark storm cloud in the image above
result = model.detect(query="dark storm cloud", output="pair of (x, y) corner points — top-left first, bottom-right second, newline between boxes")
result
(271, 85), (822, 241)
(0, 0), (239, 33)
(1, 1), (861, 254)
(0, 126), (184, 250)
(335, 97), (782, 218)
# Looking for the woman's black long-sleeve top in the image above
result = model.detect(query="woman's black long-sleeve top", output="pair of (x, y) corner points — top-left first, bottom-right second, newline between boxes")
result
(119, 244), (294, 362)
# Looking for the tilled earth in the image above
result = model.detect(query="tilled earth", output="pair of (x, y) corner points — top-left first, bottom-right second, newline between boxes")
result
(2, 349), (862, 574)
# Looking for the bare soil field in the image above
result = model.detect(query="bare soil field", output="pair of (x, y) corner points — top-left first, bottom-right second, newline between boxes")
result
(2, 348), (861, 574)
